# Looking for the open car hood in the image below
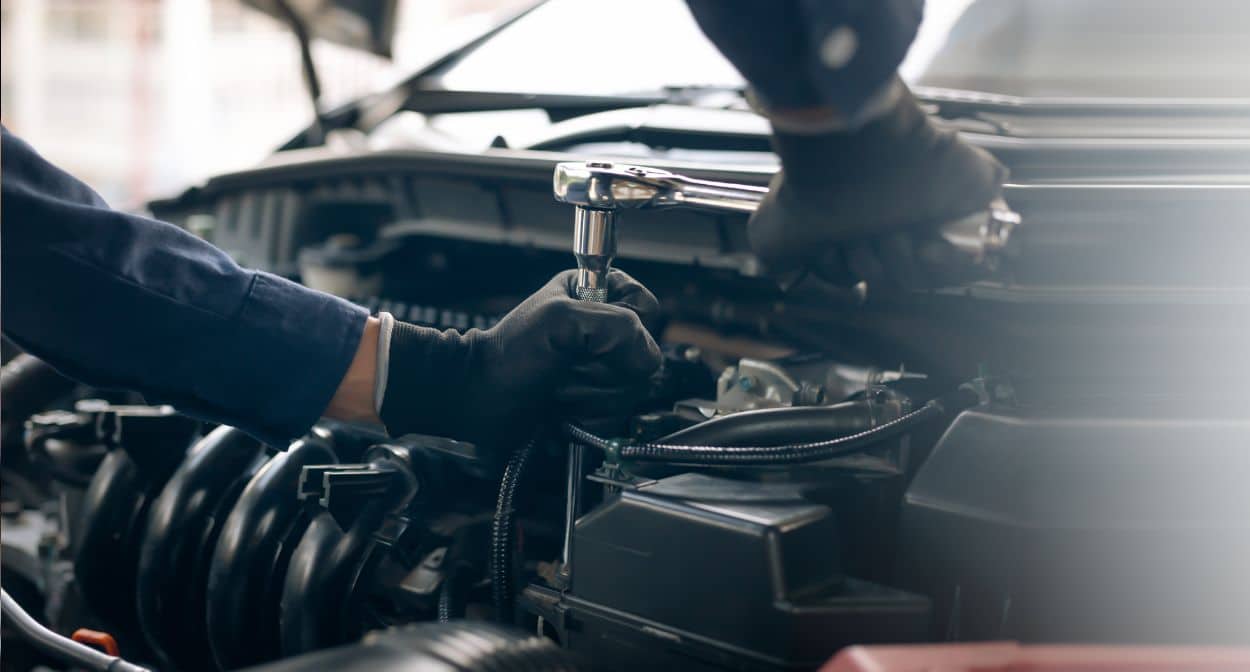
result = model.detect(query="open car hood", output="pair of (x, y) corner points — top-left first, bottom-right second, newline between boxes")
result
(243, 0), (398, 57)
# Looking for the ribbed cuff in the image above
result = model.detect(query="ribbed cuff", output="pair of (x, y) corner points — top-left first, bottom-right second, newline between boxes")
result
(374, 311), (395, 415)
(377, 321), (471, 438)
(749, 78), (903, 135)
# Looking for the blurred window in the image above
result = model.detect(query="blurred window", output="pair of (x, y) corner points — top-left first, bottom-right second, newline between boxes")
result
(46, 1), (110, 42)
(0, 0), (529, 205)
(440, 0), (742, 95)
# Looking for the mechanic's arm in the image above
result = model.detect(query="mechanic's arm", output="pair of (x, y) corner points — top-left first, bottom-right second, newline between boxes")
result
(2, 127), (660, 447)
(686, 0), (1007, 290)
(2, 127), (370, 445)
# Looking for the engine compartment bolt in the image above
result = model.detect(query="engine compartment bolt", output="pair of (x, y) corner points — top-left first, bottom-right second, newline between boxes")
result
(794, 383), (826, 406)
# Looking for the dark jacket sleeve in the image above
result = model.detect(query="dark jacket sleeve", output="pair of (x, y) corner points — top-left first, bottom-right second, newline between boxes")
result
(685, 0), (922, 123)
(1, 126), (368, 445)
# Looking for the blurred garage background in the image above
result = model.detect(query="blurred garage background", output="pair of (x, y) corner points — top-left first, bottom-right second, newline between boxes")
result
(0, 0), (534, 207)
(0, 0), (978, 210)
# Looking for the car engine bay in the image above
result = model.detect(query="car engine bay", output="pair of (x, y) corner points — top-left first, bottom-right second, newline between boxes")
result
(7, 0), (1250, 652)
(6, 117), (1250, 670)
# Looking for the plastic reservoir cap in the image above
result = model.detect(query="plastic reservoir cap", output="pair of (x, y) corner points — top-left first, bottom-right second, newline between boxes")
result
(72, 629), (121, 657)
(820, 642), (1250, 672)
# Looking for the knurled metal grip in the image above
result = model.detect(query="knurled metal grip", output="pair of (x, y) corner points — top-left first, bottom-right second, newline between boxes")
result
(575, 286), (608, 303)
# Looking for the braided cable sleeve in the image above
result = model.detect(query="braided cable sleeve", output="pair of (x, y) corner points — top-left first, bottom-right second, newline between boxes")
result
(436, 569), (459, 623)
(490, 438), (535, 623)
(563, 386), (979, 466)
(618, 402), (943, 465)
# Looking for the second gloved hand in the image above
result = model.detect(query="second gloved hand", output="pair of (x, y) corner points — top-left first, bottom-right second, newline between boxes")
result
(378, 270), (662, 448)
(750, 88), (1008, 296)
(684, 1), (1007, 296)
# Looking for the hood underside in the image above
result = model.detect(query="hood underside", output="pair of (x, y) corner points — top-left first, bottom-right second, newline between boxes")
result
(243, 0), (398, 57)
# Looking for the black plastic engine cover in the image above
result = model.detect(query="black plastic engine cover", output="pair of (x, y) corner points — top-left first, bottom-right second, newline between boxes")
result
(897, 406), (1250, 645)
(526, 473), (929, 670)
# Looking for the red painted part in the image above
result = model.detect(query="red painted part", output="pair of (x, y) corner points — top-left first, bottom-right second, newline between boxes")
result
(71, 628), (121, 657)
(821, 642), (1250, 672)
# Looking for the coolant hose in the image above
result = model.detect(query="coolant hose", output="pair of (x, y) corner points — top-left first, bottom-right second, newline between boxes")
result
(490, 438), (535, 623)
(1, 589), (151, 672)
(565, 386), (980, 466)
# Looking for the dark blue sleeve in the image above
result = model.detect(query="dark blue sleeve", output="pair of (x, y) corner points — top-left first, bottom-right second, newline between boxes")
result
(685, 0), (922, 122)
(1, 126), (369, 445)
(797, 0), (922, 118)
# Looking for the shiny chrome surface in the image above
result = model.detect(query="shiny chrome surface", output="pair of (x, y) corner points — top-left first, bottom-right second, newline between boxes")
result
(557, 442), (584, 585)
(554, 161), (768, 214)
(572, 207), (616, 303)
(935, 197), (1020, 264)
(556, 160), (771, 302)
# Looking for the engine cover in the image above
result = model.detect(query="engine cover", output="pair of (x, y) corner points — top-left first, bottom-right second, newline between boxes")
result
(897, 406), (1250, 645)
(525, 472), (929, 671)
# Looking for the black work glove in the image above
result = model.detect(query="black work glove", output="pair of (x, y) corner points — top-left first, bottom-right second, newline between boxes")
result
(378, 270), (662, 448)
(686, 1), (1007, 296)
(752, 89), (1008, 295)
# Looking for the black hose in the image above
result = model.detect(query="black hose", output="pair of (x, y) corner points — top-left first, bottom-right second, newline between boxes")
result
(258, 621), (578, 672)
(1, 354), (74, 445)
(1, 589), (151, 672)
(25, 427), (100, 488)
(654, 402), (875, 447)
(437, 577), (453, 623)
(566, 386), (979, 466)
(490, 439), (535, 624)
(437, 569), (461, 623)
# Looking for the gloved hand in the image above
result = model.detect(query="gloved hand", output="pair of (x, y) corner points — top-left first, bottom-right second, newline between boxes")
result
(686, 0), (1008, 295)
(751, 88), (1008, 295)
(379, 270), (662, 448)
